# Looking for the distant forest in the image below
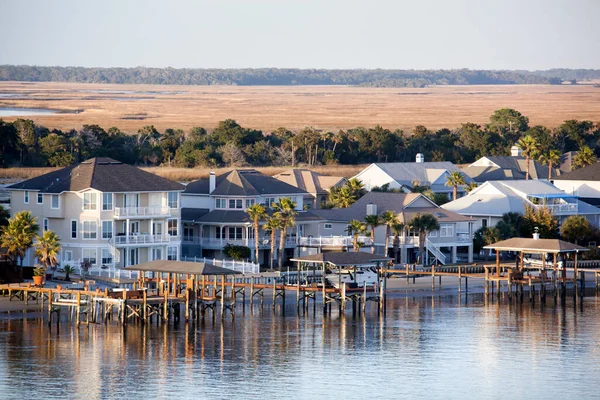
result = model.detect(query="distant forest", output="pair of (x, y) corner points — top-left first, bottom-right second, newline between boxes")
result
(2, 65), (600, 87)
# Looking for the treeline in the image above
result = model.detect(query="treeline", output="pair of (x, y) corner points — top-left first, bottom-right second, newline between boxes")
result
(1, 109), (599, 170)
(3, 66), (600, 87)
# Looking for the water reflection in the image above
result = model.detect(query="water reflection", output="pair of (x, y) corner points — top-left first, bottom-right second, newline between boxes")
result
(1, 296), (600, 399)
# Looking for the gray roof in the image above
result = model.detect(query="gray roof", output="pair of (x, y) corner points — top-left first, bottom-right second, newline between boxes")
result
(124, 260), (239, 275)
(197, 210), (252, 224)
(554, 162), (600, 181)
(8, 158), (185, 193)
(184, 169), (307, 196)
(464, 156), (550, 182)
(291, 251), (390, 266)
(367, 162), (469, 187)
(181, 208), (210, 222)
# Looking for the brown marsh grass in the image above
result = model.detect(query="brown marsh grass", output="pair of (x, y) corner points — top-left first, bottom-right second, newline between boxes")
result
(0, 82), (599, 133)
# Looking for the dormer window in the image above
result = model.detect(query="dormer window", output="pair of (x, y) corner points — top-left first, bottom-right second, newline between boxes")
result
(215, 198), (226, 209)
(229, 199), (243, 209)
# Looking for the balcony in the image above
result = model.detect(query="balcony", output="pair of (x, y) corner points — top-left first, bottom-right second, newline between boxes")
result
(297, 235), (471, 248)
(109, 234), (179, 247)
(536, 203), (578, 215)
(113, 206), (171, 219)
(183, 236), (297, 249)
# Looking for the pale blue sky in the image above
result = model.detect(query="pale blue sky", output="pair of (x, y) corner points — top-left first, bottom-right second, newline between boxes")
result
(0, 0), (598, 70)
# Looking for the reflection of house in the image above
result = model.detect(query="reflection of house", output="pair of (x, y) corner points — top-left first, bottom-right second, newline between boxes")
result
(462, 146), (553, 182)
(297, 192), (474, 265)
(181, 169), (309, 264)
(8, 158), (184, 272)
(553, 162), (600, 206)
(442, 180), (600, 231)
(273, 169), (346, 209)
(352, 156), (471, 198)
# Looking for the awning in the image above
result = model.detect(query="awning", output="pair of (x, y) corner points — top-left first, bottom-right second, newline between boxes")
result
(291, 251), (390, 266)
(124, 260), (240, 275)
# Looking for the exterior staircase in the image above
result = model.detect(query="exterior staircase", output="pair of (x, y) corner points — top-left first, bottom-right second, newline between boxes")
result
(426, 238), (447, 265)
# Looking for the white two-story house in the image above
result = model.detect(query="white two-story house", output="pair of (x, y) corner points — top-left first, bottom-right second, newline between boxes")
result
(8, 157), (185, 274)
(296, 192), (474, 265)
(181, 169), (310, 265)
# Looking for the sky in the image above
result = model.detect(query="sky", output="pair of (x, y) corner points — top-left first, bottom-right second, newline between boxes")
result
(0, 0), (598, 70)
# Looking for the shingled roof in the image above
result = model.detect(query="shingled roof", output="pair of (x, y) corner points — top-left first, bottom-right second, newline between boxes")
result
(484, 238), (588, 253)
(553, 162), (600, 181)
(184, 169), (307, 196)
(8, 158), (184, 193)
(273, 169), (346, 194)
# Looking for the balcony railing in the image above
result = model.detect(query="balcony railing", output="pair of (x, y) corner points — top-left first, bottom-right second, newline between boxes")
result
(298, 234), (471, 247)
(183, 236), (297, 248)
(536, 203), (578, 215)
(109, 234), (179, 246)
(114, 206), (171, 218)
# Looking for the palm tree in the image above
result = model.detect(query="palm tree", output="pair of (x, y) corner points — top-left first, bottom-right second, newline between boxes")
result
(263, 216), (281, 271)
(0, 211), (39, 271)
(328, 186), (355, 208)
(380, 210), (398, 257)
(516, 135), (538, 180)
(538, 149), (562, 179)
(246, 203), (267, 264)
(272, 197), (298, 269)
(408, 213), (440, 265)
(34, 230), (61, 272)
(495, 212), (523, 240)
(346, 178), (366, 199)
(573, 145), (597, 170)
(347, 219), (366, 252)
(364, 214), (382, 254)
(465, 182), (479, 193)
(391, 222), (405, 263)
(445, 171), (466, 200)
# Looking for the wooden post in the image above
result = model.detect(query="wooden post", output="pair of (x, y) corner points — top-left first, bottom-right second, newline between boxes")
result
(458, 266), (462, 292)
(496, 250), (500, 278)
(406, 263), (409, 284)
(431, 263), (435, 291)
(143, 289), (147, 322)
(185, 289), (190, 322)
(250, 278), (255, 308)
(341, 282), (346, 312)
(163, 285), (169, 322)
(272, 280), (276, 309)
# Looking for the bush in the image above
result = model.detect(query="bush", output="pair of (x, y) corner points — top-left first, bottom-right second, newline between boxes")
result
(223, 244), (251, 260)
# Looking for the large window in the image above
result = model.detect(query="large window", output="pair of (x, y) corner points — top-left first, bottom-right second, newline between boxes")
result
(168, 192), (178, 208)
(265, 197), (275, 208)
(71, 220), (77, 239)
(229, 199), (242, 209)
(152, 247), (163, 261)
(82, 221), (98, 239)
(167, 246), (177, 261)
(83, 192), (97, 210)
(101, 221), (113, 239)
(168, 219), (178, 236)
(215, 198), (226, 209)
(102, 193), (113, 211)
(440, 224), (454, 238)
(101, 248), (113, 265)
(37, 193), (43, 204)
(228, 227), (243, 240)
(51, 195), (59, 209)
(24, 191), (29, 204)
(83, 248), (97, 265)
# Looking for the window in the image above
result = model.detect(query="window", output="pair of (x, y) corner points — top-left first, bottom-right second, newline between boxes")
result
(24, 191), (29, 204)
(228, 227), (242, 240)
(101, 248), (113, 265)
(481, 219), (488, 228)
(167, 246), (177, 261)
(229, 199), (243, 209)
(83, 248), (97, 265)
(43, 218), (49, 231)
(64, 250), (73, 263)
(71, 220), (77, 239)
(51, 195), (59, 209)
(216, 226), (224, 239)
(102, 193), (113, 210)
(265, 197), (276, 208)
(102, 221), (113, 239)
(168, 192), (178, 208)
(82, 221), (98, 239)
(320, 196), (327, 207)
(324, 223), (332, 230)
(152, 247), (163, 261)
(168, 219), (178, 236)
(428, 230), (437, 237)
(245, 199), (255, 208)
(83, 192), (97, 210)
(440, 224), (454, 238)
(216, 198), (226, 209)
(305, 202), (312, 210)
(37, 193), (43, 204)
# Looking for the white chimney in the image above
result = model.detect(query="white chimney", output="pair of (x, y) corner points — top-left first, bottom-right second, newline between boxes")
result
(416, 153), (424, 163)
(209, 172), (216, 194)
(532, 227), (540, 240)
(511, 145), (522, 157)
(366, 203), (377, 216)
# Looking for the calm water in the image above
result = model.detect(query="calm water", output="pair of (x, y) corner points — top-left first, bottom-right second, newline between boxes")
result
(1, 294), (599, 399)
(0, 107), (59, 116)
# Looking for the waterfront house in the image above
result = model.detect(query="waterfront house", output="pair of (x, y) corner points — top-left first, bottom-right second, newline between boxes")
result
(181, 169), (310, 265)
(297, 192), (474, 265)
(462, 146), (553, 182)
(553, 162), (600, 206)
(7, 158), (185, 274)
(352, 155), (471, 199)
(442, 180), (600, 231)
(272, 168), (346, 209)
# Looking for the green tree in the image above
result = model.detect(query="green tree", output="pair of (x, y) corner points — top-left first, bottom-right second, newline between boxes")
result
(364, 214), (382, 254)
(516, 135), (539, 180)
(473, 227), (500, 258)
(573, 145), (597, 170)
(380, 210), (398, 257)
(34, 230), (61, 270)
(408, 213), (440, 265)
(488, 108), (529, 137)
(445, 171), (466, 200)
(520, 205), (559, 239)
(272, 198), (297, 269)
(0, 211), (39, 271)
(246, 204), (267, 264)
(0, 205), (9, 228)
(223, 244), (251, 260)
(465, 182), (479, 193)
(538, 149), (562, 179)
(347, 219), (366, 252)
(495, 212), (523, 240)
(0, 120), (21, 166)
(263, 216), (281, 271)
(560, 215), (592, 244)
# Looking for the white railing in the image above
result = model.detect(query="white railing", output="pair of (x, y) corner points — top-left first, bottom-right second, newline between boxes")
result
(298, 235), (419, 247)
(426, 238), (447, 265)
(114, 206), (171, 218)
(186, 237), (297, 248)
(109, 234), (177, 246)
(539, 203), (578, 215)
(180, 256), (260, 274)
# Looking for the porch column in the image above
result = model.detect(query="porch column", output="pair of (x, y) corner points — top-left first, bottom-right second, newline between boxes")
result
(452, 246), (458, 264)
(467, 245), (473, 263)
(126, 219), (130, 243)
(150, 218), (154, 235)
(220, 225), (224, 247)
(148, 248), (152, 262)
